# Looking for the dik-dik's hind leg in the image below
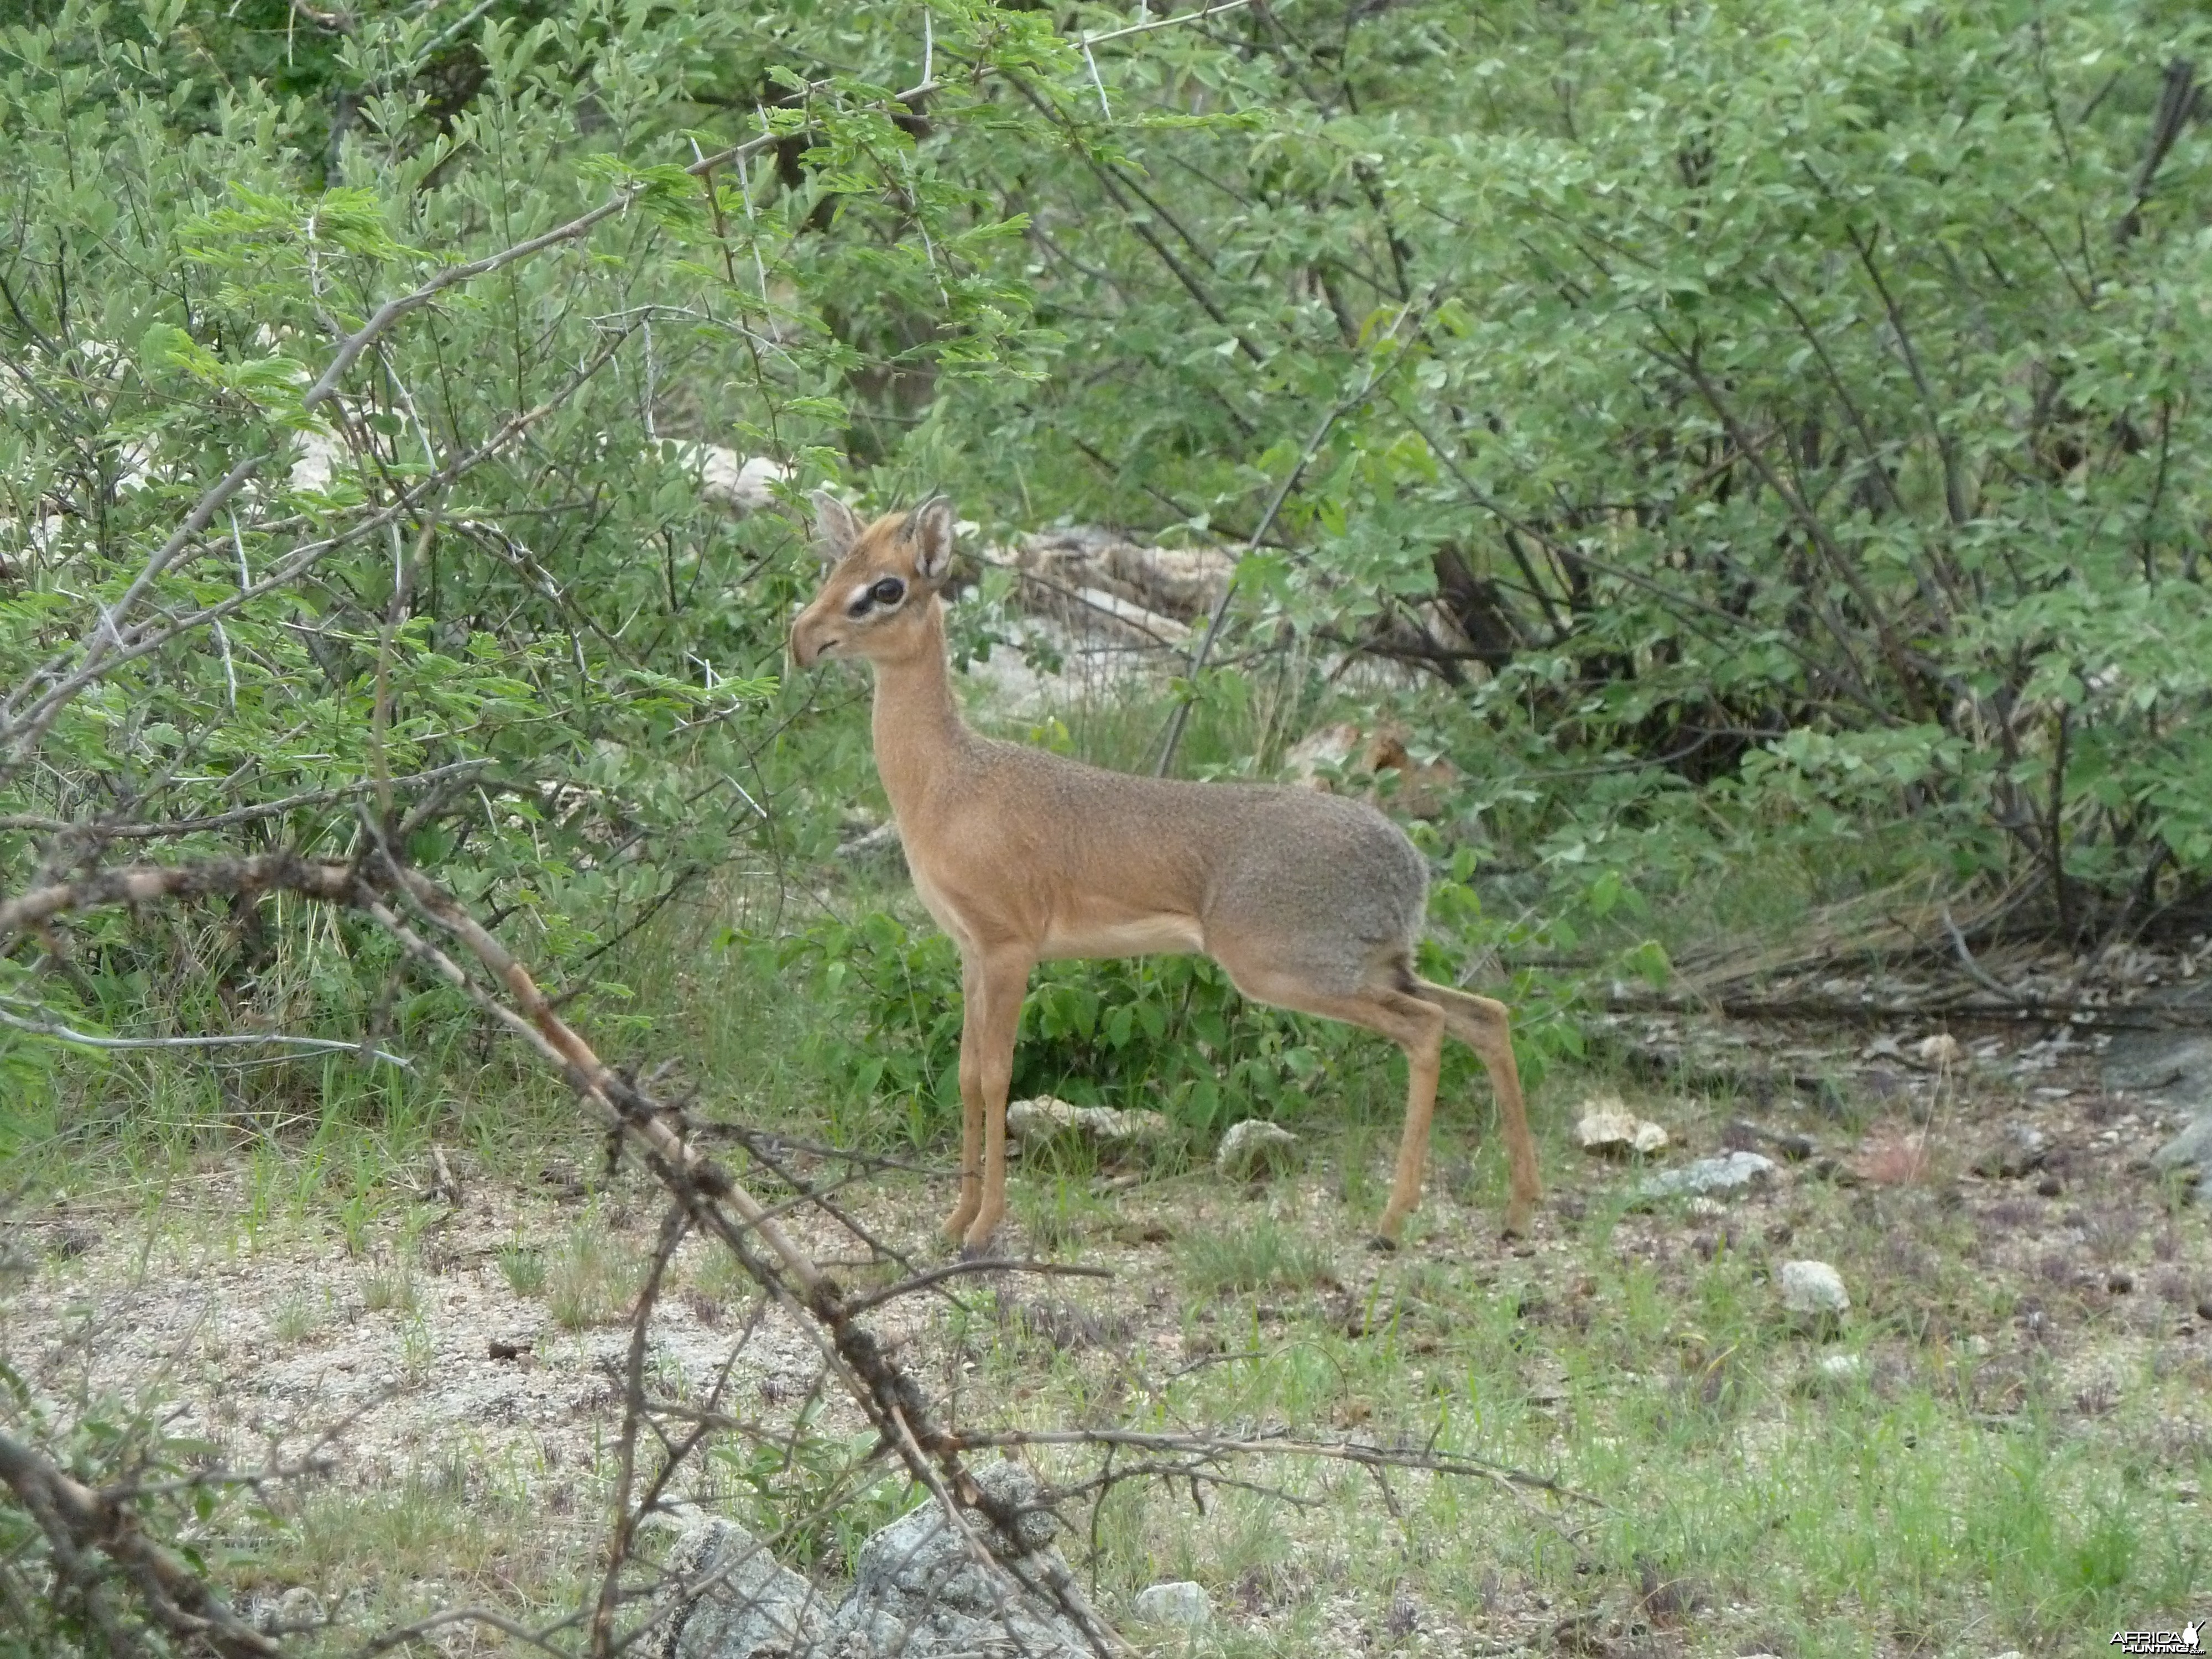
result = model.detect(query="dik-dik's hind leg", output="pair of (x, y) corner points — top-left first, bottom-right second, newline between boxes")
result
(1214, 953), (1447, 1246)
(1415, 981), (1541, 1235)
(951, 944), (1030, 1254)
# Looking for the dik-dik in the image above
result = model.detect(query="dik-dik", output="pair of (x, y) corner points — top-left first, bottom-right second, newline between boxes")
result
(790, 495), (1541, 1253)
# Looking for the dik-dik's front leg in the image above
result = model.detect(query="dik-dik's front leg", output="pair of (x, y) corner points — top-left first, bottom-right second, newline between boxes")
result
(945, 956), (988, 1242)
(947, 943), (1031, 1253)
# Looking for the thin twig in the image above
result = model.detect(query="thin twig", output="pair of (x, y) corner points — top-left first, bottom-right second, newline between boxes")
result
(842, 1258), (1114, 1316)
(953, 1426), (1589, 1504)
(0, 761), (492, 839)
(0, 1000), (410, 1068)
(1941, 905), (2027, 1003)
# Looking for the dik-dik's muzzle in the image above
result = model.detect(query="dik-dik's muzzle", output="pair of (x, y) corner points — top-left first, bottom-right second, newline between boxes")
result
(788, 607), (840, 669)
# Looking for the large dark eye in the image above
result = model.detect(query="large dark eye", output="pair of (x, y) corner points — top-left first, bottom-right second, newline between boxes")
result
(870, 576), (906, 606)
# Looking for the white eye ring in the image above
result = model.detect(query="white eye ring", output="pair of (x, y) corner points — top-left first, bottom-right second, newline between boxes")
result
(846, 576), (906, 618)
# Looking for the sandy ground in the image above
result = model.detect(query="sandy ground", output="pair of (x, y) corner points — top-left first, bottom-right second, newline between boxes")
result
(4, 1010), (2209, 1653)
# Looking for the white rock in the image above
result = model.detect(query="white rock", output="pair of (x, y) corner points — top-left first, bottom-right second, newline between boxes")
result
(1005, 1097), (1171, 1154)
(1815, 1353), (1867, 1382)
(1215, 1119), (1300, 1181)
(1970, 1122), (2048, 1178)
(290, 426), (347, 493)
(836, 820), (907, 872)
(1778, 1259), (1850, 1317)
(655, 1516), (826, 1659)
(2153, 1113), (2212, 1190)
(1575, 1097), (1669, 1157)
(1131, 1581), (1213, 1629)
(259, 1585), (324, 1635)
(676, 445), (787, 516)
(820, 1462), (1097, 1658)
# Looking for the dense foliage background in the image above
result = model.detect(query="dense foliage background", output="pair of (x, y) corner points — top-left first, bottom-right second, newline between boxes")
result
(3, 0), (2210, 1140)
(5, 3), (2212, 1651)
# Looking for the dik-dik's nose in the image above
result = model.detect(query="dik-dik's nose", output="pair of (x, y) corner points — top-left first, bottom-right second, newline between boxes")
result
(789, 612), (838, 668)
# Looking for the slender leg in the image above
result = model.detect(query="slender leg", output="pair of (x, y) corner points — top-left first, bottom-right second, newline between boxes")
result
(1371, 992), (1447, 1244)
(943, 954), (987, 1242)
(1417, 982), (1542, 1235)
(1214, 955), (1447, 1246)
(960, 944), (1031, 1255)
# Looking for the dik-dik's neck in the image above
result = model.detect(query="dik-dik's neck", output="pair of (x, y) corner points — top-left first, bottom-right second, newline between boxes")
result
(869, 599), (969, 818)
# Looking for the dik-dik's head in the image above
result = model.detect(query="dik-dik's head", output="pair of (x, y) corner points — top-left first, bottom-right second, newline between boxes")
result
(789, 493), (956, 670)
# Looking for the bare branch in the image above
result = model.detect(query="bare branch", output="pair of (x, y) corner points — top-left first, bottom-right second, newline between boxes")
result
(0, 759), (492, 839)
(0, 1428), (288, 1659)
(0, 999), (410, 1068)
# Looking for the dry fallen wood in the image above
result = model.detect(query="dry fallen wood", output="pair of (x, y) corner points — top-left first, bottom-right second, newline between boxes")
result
(1661, 877), (2029, 997)
(1604, 990), (2212, 1031)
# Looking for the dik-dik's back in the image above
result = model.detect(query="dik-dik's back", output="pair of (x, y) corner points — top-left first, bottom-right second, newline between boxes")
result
(920, 733), (1431, 995)
(789, 491), (1540, 1252)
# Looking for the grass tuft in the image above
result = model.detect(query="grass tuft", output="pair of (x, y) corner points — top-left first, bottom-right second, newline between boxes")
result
(361, 1263), (418, 1315)
(545, 1224), (641, 1330)
(1178, 1218), (1338, 1296)
(270, 1293), (325, 1344)
(498, 1244), (547, 1297)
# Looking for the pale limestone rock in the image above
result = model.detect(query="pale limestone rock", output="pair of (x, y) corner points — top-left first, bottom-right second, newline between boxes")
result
(1215, 1119), (1301, 1181)
(1638, 1151), (1773, 1200)
(1577, 1098), (1669, 1157)
(1131, 1581), (1213, 1628)
(1006, 1097), (1172, 1156)
(1779, 1259), (1850, 1317)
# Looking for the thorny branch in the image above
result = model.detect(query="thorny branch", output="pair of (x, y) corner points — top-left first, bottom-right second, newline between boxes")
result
(0, 1427), (288, 1659)
(0, 844), (1582, 1656)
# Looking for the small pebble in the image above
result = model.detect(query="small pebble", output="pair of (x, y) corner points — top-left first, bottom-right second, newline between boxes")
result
(1914, 1033), (1962, 1068)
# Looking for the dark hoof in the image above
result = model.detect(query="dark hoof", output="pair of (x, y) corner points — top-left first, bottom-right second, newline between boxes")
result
(1365, 1232), (1400, 1254)
(958, 1241), (1009, 1265)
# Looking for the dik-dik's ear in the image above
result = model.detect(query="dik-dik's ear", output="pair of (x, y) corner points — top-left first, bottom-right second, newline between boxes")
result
(810, 489), (862, 566)
(906, 495), (956, 586)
